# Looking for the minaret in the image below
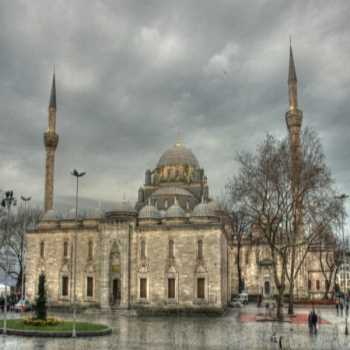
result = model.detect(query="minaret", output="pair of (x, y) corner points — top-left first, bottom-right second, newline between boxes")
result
(285, 41), (303, 233)
(286, 41), (303, 181)
(43, 72), (59, 212)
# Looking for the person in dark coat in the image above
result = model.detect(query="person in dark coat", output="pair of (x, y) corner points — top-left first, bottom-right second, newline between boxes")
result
(340, 301), (344, 317)
(336, 300), (339, 316)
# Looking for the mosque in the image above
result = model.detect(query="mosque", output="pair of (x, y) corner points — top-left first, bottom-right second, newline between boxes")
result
(24, 45), (331, 312)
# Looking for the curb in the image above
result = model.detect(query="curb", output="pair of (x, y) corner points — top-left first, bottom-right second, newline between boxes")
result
(0, 327), (112, 338)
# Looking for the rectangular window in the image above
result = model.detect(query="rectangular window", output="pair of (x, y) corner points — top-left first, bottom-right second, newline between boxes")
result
(62, 276), (69, 297)
(316, 280), (320, 290)
(140, 278), (147, 298)
(168, 278), (175, 299)
(87, 277), (94, 297)
(197, 278), (205, 299)
(308, 279), (312, 290)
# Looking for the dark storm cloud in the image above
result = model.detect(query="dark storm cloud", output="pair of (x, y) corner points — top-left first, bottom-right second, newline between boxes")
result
(0, 1), (349, 218)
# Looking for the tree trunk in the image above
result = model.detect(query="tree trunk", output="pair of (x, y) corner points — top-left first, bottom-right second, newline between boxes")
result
(237, 242), (243, 294)
(276, 288), (284, 320)
(288, 279), (294, 315)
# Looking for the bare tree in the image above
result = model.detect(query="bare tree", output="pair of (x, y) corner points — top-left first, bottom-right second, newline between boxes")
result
(227, 128), (342, 319)
(0, 207), (42, 289)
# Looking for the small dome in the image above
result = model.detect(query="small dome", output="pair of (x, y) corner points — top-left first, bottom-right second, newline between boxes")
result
(207, 201), (220, 212)
(139, 201), (161, 220)
(192, 200), (216, 218)
(86, 208), (104, 219)
(42, 209), (60, 221)
(166, 197), (186, 218)
(157, 143), (200, 168)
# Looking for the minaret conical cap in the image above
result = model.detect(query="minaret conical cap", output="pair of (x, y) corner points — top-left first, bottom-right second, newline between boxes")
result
(49, 72), (56, 109)
(288, 43), (297, 82)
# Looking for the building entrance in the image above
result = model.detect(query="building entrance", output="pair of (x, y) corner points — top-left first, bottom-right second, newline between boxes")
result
(112, 278), (121, 305)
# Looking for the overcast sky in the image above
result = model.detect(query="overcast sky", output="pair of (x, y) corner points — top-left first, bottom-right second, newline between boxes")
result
(0, 1), (349, 217)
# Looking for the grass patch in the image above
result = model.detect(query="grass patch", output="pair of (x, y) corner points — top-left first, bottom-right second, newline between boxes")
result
(0, 319), (109, 333)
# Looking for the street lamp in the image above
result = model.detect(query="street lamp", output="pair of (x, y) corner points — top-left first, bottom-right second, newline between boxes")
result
(1, 191), (17, 335)
(20, 196), (31, 302)
(70, 169), (86, 338)
(335, 193), (349, 335)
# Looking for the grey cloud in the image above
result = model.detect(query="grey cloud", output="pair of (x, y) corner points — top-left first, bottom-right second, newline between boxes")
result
(0, 0), (349, 219)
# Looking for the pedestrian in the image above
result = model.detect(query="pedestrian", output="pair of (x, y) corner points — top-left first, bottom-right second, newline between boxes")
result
(311, 309), (318, 334)
(340, 301), (344, 317)
(336, 299), (339, 316)
(308, 310), (313, 334)
(346, 302), (349, 317)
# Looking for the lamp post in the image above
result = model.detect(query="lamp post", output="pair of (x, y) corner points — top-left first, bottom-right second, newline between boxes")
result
(20, 196), (31, 302)
(335, 193), (349, 335)
(1, 191), (17, 335)
(71, 169), (86, 337)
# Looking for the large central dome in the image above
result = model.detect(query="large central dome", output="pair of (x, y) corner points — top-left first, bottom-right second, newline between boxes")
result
(157, 143), (200, 168)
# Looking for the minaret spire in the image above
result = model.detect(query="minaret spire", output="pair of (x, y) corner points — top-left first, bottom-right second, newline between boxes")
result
(49, 71), (56, 110)
(288, 39), (298, 110)
(44, 71), (59, 212)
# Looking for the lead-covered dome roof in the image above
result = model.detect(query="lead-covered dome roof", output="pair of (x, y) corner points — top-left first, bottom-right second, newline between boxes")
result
(139, 201), (161, 220)
(165, 197), (186, 218)
(157, 143), (200, 168)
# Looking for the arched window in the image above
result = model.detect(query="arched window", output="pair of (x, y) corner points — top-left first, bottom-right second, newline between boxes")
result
(198, 240), (203, 259)
(316, 280), (320, 290)
(169, 240), (174, 259)
(186, 200), (190, 210)
(88, 241), (93, 260)
(40, 241), (45, 259)
(308, 279), (312, 290)
(63, 241), (68, 258)
(141, 240), (146, 259)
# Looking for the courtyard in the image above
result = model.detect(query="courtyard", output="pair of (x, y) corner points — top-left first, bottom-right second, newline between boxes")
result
(1, 306), (350, 350)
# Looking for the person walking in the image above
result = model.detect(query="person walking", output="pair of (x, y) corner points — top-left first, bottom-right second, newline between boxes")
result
(340, 301), (344, 317)
(311, 309), (318, 334)
(308, 310), (313, 334)
(346, 302), (349, 317)
(336, 299), (339, 316)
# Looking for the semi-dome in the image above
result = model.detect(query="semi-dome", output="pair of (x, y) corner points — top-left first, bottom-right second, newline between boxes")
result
(151, 187), (193, 197)
(165, 197), (186, 218)
(207, 200), (220, 212)
(42, 209), (60, 221)
(157, 143), (199, 168)
(139, 201), (161, 220)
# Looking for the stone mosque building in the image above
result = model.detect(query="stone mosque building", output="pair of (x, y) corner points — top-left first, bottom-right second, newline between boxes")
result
(25, 45), (332, 312)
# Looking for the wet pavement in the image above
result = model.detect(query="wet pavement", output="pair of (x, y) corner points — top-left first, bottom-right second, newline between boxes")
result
(1, 306), (350, 349)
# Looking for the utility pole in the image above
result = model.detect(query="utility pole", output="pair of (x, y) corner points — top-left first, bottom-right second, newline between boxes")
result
(70, 169), (86, 337)
(20, 196), (31, 302)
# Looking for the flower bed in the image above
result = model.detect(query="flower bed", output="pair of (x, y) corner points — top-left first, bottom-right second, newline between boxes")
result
(0, 319), (112, 337)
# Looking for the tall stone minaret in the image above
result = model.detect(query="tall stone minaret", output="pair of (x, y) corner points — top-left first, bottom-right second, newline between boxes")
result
(285, 42), (303, 234)
(43, 73), (59, 212)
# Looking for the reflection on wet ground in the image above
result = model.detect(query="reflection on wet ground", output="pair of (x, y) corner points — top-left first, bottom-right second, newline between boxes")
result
(1, 307), (349, 349)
